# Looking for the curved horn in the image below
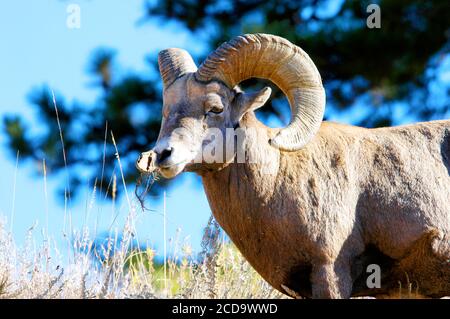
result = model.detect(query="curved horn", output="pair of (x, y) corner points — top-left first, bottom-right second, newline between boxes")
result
(195, 34), (325, 151)
(158, 48), (197, 89)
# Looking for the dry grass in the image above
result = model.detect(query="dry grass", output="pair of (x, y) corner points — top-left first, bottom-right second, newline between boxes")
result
(0, 215), (284, 299)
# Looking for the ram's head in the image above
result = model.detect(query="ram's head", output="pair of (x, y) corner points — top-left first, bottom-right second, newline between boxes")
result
(136, 34), (325, 178)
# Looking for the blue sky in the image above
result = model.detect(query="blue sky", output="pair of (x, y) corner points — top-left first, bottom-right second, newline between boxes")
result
(0, 0), (212, 258)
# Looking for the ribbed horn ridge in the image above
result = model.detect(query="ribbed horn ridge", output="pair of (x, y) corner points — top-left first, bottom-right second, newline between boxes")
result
(195, 33), (325, 151)
(158, 48), (197, 89)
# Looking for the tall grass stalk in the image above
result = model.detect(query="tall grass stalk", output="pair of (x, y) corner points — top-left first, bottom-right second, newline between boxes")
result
(51, 89), (72, 248)
(43, 158), (49, 238)
(163, 191), (167, 296)
(9, 150), (19, 233)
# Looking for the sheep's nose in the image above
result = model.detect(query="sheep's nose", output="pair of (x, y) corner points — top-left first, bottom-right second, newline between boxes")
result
(136, 151), (157, 173)
(156, 147), (173, 166)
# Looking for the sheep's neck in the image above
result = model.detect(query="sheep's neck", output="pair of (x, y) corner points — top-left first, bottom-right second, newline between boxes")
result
(200, 116), (280, 264)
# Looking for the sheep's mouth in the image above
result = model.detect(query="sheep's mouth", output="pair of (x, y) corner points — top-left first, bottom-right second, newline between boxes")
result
(158, 161), (188, 178)
(158, 160), (188, 169)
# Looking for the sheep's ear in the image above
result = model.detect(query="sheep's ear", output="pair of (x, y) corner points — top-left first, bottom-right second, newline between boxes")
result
(235, 87), (272, 119)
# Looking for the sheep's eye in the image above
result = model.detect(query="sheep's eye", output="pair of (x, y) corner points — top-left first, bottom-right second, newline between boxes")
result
(204, 95), (224, 115)
(205, 106), (223, 116)
(209, 106), (223, 114)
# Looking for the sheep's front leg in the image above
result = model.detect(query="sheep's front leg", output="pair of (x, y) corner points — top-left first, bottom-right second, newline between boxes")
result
(310, 263), (352, 299)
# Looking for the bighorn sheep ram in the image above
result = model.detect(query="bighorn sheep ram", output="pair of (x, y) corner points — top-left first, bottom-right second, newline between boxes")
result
(136, 34), (450, 298)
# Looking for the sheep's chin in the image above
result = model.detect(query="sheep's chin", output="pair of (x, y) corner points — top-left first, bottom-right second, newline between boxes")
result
(159, 163), (186, 179)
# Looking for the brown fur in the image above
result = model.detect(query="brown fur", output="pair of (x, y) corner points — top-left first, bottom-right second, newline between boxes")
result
(200, 115), (450, 298)
(137, 73), (450, 298)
